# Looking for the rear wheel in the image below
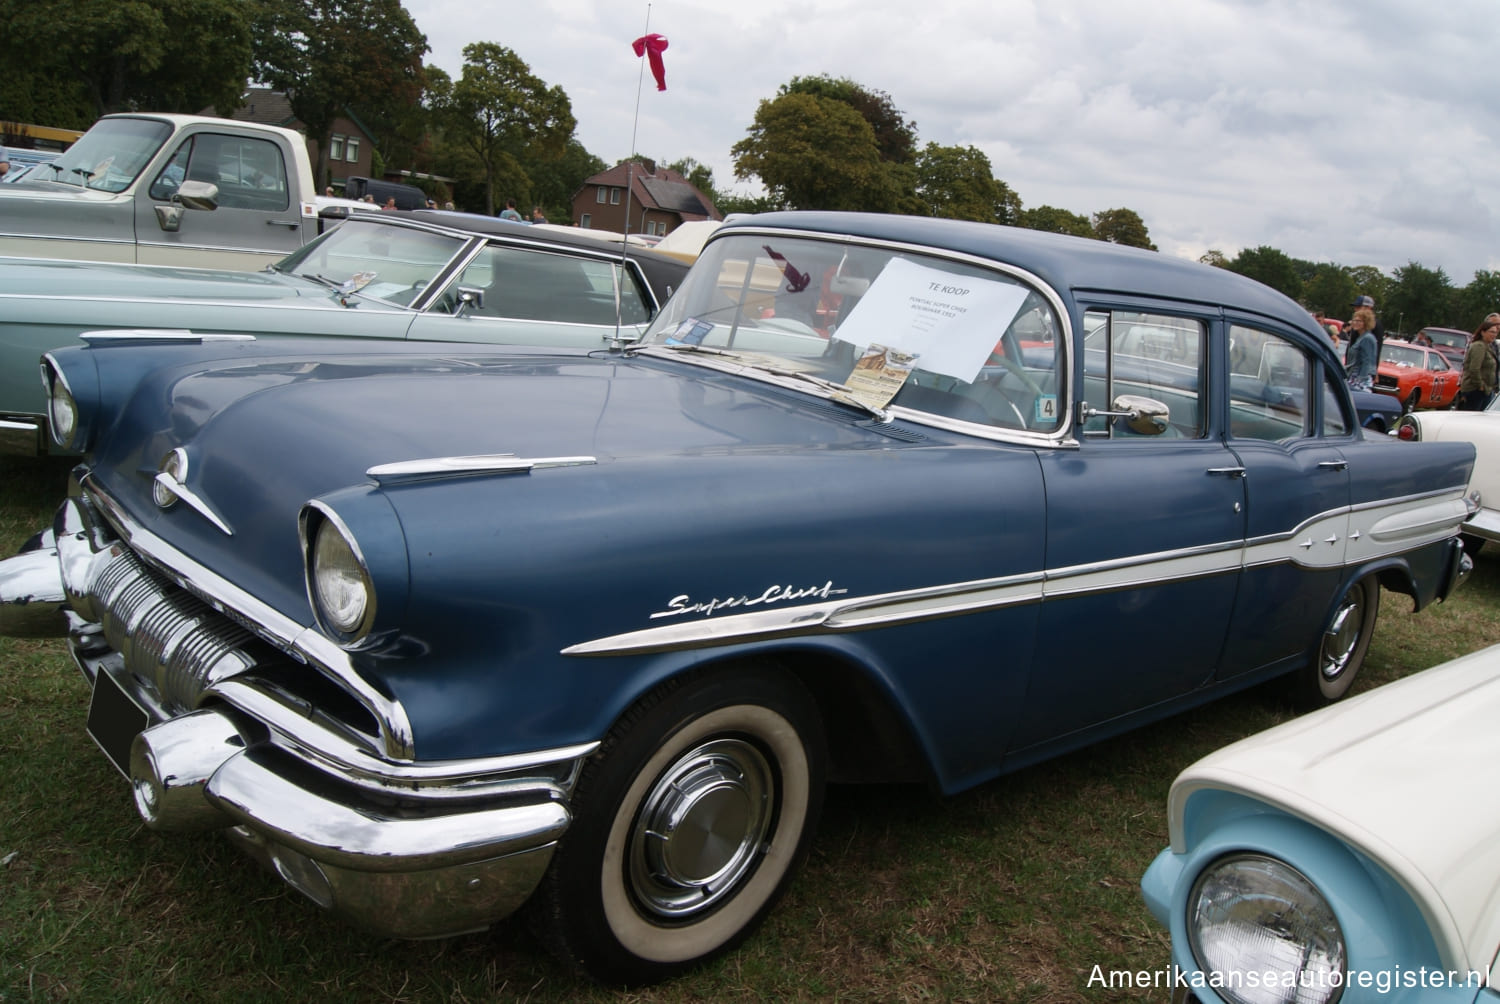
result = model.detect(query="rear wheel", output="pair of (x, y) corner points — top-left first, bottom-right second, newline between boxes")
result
(1287, 576), (1379, 707)
(528, 668), (826, 986)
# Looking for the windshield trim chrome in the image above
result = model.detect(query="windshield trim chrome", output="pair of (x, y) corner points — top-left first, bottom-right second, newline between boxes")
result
(644, 226), (1076, 447)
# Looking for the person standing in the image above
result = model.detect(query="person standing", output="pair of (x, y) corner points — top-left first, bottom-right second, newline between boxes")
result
(1344, 307), (1379, 392)
(499, 199), (523, 222)
(531, 206), (548, 224)
(1458, 318), (1500, 410)
(1350, 295), (1385, 351)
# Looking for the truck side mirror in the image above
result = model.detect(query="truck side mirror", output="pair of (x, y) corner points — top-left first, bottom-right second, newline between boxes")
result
(154, 181), (221, 233)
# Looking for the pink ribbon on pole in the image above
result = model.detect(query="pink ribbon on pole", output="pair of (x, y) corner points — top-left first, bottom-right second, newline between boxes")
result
(632, 33), (669, 91)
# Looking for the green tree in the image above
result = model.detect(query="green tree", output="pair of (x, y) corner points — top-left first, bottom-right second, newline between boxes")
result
(1091, 208), (1156, 250)
(0, 0), (251, 121)
(1226, 246), (1302, 301)
(1018, 205), (1093, 238)
(252, 0), (428, 190)
(1346, 266), (1390, 316)
(1385, 261), (1452, 336)
(732, 91), (902, 212)
(915, 142), (1018, 223)
(1199, 250), (1229, 268)
(1302, 264), (1358, 320)
(780, 75), (918, 165)
(1456, 269), (1500, 330)
(429, 43), (575, 216)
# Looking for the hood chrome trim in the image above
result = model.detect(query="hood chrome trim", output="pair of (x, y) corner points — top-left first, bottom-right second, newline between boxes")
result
(366, 453), (596, 484)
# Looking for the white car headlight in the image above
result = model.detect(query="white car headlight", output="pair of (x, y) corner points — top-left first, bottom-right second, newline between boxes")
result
(1187, 854), (1346, 1004)
(310, 514), (373, 638)
(45, 364), (80, 448)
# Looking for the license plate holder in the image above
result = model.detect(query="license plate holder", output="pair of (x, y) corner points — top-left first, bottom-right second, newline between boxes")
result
(86, 670), (150, 779)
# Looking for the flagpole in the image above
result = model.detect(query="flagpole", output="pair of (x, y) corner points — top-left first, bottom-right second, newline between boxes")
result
(623, 3), (651, 237)
(612, 4), (652, 346)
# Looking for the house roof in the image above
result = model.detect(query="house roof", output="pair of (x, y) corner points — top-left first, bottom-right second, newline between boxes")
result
(217, 89), (377, 144)
(580, 161), (721, 221)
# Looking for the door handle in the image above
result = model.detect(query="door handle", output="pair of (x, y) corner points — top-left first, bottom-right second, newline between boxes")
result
(1317, 460), (1349, 471)
(267, 219), (301, 229)
(1206, 467), (1246, 478)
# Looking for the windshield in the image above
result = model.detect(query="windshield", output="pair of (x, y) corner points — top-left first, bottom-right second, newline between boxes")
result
(42, 117), (173, 193)
(1381, 344), (1424, 367)
(276, 219), (468, 306)
(643, 232), (1066, 433)
(1425, 330), (1467, 349)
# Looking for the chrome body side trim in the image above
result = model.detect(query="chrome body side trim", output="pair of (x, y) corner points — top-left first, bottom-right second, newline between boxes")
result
(564, 488), (1470, 657)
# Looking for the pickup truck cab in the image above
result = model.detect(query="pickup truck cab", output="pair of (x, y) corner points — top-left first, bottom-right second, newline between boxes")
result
(0, 113), (326, 270)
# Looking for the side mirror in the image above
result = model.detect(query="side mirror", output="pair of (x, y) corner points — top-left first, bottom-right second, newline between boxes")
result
(1113, 394), (1171, 435)
(174, 180), (219, 211)
(452, 286), (484, 317)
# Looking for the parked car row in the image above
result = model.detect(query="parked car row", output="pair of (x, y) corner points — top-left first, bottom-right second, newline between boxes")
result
(0, 209), (1488, 991)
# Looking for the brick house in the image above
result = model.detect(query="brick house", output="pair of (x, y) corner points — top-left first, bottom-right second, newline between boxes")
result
(571, 160), (720, 236)
(218, 88), (378, 195)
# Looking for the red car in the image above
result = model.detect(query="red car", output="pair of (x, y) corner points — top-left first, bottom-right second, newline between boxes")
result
(1416, 326), (1470, 369)
(1374, 340), (1461, 410)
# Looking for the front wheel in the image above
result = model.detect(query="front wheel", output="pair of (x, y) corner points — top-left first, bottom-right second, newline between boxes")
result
(1287, 576), (1379, 707)
(1404, 388), (1421, 413)
(528, 668), (826, 986)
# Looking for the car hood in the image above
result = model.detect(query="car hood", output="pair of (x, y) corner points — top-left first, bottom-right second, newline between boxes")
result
(0, 256), (325, 304)
(80, 342), (997, 630)
(1167, 646), (1500, 975)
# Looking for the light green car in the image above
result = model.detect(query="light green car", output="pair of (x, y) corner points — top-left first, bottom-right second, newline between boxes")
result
(0, 210), (688, 454)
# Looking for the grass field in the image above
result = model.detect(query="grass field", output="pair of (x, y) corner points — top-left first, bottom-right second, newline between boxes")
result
(3, 454), (1497, 1003)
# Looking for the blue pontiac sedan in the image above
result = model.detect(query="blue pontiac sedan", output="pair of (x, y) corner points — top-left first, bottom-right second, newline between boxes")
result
(0, 211), (1478, 984)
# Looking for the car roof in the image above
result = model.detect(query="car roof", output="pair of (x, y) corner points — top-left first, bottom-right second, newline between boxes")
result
(394, 209), (691, 296)
(721, 211), (1319, 335)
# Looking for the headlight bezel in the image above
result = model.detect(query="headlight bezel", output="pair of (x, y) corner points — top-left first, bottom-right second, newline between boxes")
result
(1186, 852), (1347, 1004)
(301, 501), (377, 643)
(41, 355), (84, 450)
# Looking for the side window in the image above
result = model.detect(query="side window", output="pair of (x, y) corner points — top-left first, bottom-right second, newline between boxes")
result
(1229, 325), (1309, 441)
(156, 134), (290, 211)
(1082, 310), (1205, 438)
(1320, 367), (1352, 436)
(444, 245), (652, 325)
(148, 141), (192, 200)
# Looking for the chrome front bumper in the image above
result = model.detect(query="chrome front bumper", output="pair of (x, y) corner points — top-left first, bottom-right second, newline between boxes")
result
(1464, 504), (1500, 544)
(0, 487), (593, 939)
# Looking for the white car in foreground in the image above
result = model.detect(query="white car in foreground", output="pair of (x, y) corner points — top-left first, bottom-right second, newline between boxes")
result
(1399, 399), (1500, 555)
(1142, 645), (1500, 1003)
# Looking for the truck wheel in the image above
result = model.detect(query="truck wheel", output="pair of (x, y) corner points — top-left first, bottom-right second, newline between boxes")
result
(1287, 576), (1379, 708)
(528, 669), (825, 986)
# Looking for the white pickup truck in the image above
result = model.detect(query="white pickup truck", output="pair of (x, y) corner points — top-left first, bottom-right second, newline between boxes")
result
(0, 113), (350, 270)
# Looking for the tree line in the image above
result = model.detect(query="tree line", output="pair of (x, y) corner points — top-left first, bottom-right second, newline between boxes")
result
(2, 0), (1487, 333)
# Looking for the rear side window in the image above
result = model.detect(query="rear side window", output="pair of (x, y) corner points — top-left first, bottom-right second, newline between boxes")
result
(1082, 310), (1206, 438)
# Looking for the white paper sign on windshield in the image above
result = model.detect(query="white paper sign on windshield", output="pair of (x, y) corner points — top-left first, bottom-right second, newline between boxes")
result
(833, 258), (1031, 384)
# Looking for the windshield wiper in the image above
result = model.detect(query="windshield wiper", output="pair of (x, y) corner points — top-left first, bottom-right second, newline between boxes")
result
(757, 366), (889, 419)
(634, 343), (888, 419)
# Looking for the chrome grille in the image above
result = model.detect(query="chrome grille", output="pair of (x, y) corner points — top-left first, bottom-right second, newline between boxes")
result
(88, 545), (260, 711)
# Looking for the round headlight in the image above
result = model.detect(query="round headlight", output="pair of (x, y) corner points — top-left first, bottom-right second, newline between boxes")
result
(311, 517), (372, 637)
(1188, 854), (1346, 1004)
(47, 371), (79, 448)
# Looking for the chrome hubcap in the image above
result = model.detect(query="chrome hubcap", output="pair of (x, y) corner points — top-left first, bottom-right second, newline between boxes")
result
(628, 738), (775, 920)
(1321, 591), (1364, 681)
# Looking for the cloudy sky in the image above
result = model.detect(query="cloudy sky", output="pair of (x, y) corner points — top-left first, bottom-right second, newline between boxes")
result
(403, 0), (1500, 287)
